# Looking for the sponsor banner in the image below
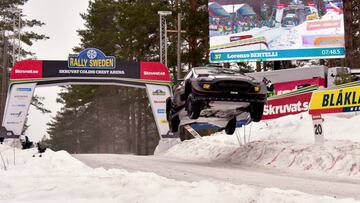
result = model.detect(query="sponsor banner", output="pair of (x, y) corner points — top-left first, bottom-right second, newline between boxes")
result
(10, 60), (43, 80)
(11, 60), (170, 82)
(274, 78), (325, 95)
(146, 84), (171, 137)
(41, 60), (140, 79)
(210, 47), (345, 62)
(263, 92), (312, 120)
(68, 48), (115, 69)
(2, 83), (36, 135)
(306, 20), (341, 31)
(209, 1), (345, 62)
(309, 85), (360, 115)
(140, 62), (171, 82)
(10, 49), (170, 82)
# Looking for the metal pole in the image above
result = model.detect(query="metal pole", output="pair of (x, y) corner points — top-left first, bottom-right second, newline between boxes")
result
(176, 13), (181, 81)
(159, 15), (163, 64)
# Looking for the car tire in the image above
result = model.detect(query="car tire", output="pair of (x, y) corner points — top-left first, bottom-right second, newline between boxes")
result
(166, 97), (172, 121)
(166, 97), (180, 132)
(250, 102), (264, 122)
(225, 118), (236, 135)
(186, 93), (201, 119)
(169, 115), (180, 133)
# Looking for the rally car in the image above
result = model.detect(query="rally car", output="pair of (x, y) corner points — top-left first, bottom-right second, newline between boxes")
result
(166, 67), (267, 134)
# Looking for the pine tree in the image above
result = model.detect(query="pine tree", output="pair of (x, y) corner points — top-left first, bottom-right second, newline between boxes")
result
(0, 0), (48, 125)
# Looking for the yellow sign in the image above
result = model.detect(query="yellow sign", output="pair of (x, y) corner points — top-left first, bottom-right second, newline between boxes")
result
(310, 86), (360, 111)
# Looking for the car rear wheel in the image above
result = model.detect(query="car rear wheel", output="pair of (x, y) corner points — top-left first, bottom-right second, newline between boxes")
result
(250, 102), (264, 122)
(166, 97), (180, 132)
(186, 93), (201, 119)
(225, 118), (236, 135)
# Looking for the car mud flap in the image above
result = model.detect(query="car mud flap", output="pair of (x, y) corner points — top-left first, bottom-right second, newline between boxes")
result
(184, 125), (202, 139)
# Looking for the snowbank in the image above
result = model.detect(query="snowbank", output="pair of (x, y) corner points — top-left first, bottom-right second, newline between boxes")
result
(0, 143), (357, 202)
(157, 113), (360, 178)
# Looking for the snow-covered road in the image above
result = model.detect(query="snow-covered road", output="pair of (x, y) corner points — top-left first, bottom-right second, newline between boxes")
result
(74, 154), (360, 200)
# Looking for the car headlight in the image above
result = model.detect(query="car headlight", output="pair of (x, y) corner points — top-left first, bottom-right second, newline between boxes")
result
(254, 85), (261, 92)
(202, 84), (211, 89)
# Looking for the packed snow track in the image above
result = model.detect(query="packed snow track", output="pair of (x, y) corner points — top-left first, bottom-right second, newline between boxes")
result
(74, 154), (360, 200)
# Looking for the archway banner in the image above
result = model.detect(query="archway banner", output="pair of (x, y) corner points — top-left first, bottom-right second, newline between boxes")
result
(2, 48), (173, 139)
(11, 58), (170, 84)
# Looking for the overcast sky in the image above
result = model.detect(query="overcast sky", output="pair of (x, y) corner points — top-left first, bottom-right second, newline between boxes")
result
(21, 0), (90, 141)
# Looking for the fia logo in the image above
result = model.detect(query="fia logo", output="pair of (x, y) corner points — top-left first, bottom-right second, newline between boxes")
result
(87, 49), (97, 59)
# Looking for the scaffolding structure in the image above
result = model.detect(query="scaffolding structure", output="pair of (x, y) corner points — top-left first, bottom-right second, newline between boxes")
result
(158, 11), (172, 67)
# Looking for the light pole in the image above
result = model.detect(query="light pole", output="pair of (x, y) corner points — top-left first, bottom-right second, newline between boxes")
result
(158, 11), (172, 68)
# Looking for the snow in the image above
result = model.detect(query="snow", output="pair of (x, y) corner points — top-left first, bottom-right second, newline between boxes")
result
(0, 140), (358, 202)
(157, 113), (360, 179)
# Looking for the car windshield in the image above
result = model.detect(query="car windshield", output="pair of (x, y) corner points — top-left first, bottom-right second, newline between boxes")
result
(194, 67), (244, 76)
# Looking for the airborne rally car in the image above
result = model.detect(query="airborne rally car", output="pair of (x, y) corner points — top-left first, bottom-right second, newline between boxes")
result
(166, 67), (267, 135)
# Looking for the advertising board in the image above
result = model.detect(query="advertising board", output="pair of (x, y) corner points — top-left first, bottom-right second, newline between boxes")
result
(209, 0), (345, 62)
(146, 84), (171, 137)
(2, 83), (36, 136)
(263, 92), (312, 120)
(309, 85), (360, 115)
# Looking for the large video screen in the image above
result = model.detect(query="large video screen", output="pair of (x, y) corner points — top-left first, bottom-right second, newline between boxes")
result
(209, 0), (345, 62)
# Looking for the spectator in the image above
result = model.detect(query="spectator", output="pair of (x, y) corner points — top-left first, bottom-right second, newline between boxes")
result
(263, 77), (275, 97)
(37, 142), (47, 157)
(21, 136), (34, 149)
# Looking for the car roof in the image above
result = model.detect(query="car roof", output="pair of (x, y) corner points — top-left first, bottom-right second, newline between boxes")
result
(192, 66), (245, 76)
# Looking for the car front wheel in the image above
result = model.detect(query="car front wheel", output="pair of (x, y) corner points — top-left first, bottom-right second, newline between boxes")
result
(186, 93), (201, 119)
(250, 102), (264, 122)
(225, 118), (237, 135)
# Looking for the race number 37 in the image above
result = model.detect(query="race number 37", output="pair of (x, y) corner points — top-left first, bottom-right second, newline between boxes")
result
(312, 114), (324, 145)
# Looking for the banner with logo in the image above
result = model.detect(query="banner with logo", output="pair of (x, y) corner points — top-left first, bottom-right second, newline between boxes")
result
(263, 92), (312, 120)
(2, 83), (36, 135)
(10, 48), (170, 83)
(309, 85), (360, 115)
(146, 84), (171, 137)
(209, 1), (345, 62)
(274, 78), (325, 95)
